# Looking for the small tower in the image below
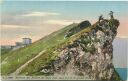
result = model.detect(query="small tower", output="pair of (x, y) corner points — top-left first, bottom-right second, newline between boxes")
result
(109, 11), (114, 19)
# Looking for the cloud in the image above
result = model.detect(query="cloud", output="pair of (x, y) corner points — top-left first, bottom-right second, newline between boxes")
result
(116, 35), (128, 38)
(22, 12), (60, 17)
(1, 25), (30, 29)
(44, 20), (80, 25)
(0, 0), (3, 4)
(1, 24), (33, 39)
(1, 14), (37, 26)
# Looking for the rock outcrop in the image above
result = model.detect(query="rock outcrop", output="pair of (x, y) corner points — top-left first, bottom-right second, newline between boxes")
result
(65, 20), (91, 37)
(40, 19), (121, 80)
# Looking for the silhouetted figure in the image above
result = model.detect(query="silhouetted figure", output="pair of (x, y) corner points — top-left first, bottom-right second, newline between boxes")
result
(109, 11), (114, 19)
(99, 15), (104, 22)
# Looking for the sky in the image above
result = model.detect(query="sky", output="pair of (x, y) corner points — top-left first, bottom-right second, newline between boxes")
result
(0, 1), (128, 45)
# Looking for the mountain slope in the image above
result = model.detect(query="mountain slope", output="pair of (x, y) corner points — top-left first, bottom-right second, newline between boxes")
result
(1, 23), (78, 75)
(1, 18), (121, 80)
(19, 21), (96, 76)
(19, 19), (121, 80)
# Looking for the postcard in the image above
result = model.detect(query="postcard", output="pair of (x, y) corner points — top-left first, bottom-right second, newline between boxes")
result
(0, 1), (128, 81)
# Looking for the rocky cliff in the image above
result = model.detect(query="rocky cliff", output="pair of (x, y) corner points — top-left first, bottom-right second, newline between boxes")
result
(40, 19), (121, 80)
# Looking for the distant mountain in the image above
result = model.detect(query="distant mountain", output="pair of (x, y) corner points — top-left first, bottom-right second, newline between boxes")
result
(113, 37), (128, 68)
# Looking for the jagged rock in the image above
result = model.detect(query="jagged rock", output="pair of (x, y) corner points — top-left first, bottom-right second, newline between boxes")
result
(40, 19), (121, 80)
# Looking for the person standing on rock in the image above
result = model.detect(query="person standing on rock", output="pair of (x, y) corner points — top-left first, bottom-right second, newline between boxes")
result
(109, 11), (114, 19)
(99, 15), (103, 22)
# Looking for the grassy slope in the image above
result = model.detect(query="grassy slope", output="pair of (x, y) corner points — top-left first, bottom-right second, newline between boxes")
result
(1, 48), (12, 55)
(1, 23), (78, 75)
(19, 21), (99, 75)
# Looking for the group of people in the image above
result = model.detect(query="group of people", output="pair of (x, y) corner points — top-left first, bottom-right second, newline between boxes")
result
(99, 11), (114, 22)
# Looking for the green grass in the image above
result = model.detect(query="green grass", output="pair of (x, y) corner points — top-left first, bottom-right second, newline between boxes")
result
(1, 23), (78, 75)
(1, 48), (12, 55)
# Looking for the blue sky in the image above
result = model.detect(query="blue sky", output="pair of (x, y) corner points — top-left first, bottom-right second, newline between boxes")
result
(1, 1), (128, 45)
(1, 1), (128, 17)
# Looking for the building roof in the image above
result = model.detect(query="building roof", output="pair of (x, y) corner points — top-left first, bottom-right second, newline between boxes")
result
(22, 38), (31, 40)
